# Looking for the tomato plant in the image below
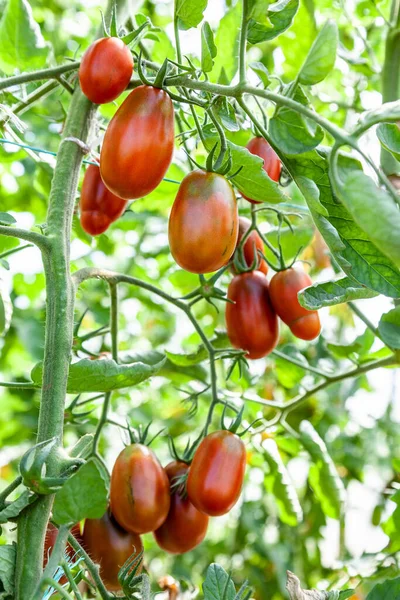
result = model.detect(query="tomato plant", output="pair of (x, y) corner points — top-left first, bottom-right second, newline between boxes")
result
(79, 164), (128, 235)
(110, 443), (170, 534)
(154, 461), (209, 554)
(79, 37), (133, 104)
(100, 85), (175, 199)
(168, 170), (238, 274)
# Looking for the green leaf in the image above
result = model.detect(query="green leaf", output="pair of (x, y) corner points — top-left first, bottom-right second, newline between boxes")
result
(285, 150), (400, 297)
(263, 439), (303, 526)
(270, 87), (324, 154)
(0, 0), (50, 74)
(0, 278), (12, 337)
(332, 170), (400, 271)
(203, 563), (235, 600)
(213, 97), (239, 132)
(327, 328), (375, 360)
(383, 490), (400, 552)
(165, 332), (231, 366)
(299, 421), (345, 519)
(53, 458), (108, 525)
(201, 21), (217, 73)
(31, 356), (166, 393)
(121, 349), (209, 383)
(209, 1), (242, 83)
(366, 577), (400, 600)
(275, 345), (307, 388)
(379, 306), (400, 349)
(176, 0), (208, 29)
(0, 544), (16, 598)
(298, 20), (338, 86)
(0, 491), (36, 524)
(249, 61), (271, 87)
(299, 276), (378, 310)
(264, 225), (314, 265)
(377, 123), (400, 161)
(247, 0), (299, 44)
(0, 213), (16, 226)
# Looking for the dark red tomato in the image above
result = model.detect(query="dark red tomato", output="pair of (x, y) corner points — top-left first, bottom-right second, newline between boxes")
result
(79, 37), (133, 104)
(43, 522), (83, 583)
(110, 444), (170, 534)
(187, 431), (246, 516)
(226, 271), (278, 359)
(79, 164), (128, 235)
(168, 170), (238, 274)
(269, 267), (321, 340)
(233, 216), (268, 274)
(154, 461), (209, 554)
(242, 137), (282, 204)
(83, 510), (143, 592)
(100, 85), (174, 199)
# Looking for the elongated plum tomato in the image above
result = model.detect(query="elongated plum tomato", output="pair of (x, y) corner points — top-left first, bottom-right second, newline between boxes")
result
(269, 267), (321, 341)
(79, 37), (133, 104)
(83, 511), (143, 592)
(100, 85), (174, 200)
(168, 170), (239, 274)
(187, 431), (246, 516)
(242, 137), (281, 204)
(233, 216), (268, 274)
(110, 443), (170, 534)
(79, 165), (128, 235)
(154, 461), (209, 554)
(226, 271), (278, 359)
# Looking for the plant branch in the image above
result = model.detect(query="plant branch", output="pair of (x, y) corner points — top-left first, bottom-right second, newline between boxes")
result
(0, 62), (80, 92)
(0, 225), (49, 252)
(67, 533), (111, 600)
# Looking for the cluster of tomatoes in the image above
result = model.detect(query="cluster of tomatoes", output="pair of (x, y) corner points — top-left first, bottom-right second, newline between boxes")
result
(45, 430), (246, 591)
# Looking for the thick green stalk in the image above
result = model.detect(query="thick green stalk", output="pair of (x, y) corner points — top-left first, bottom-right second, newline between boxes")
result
(0, 62), (80, 92)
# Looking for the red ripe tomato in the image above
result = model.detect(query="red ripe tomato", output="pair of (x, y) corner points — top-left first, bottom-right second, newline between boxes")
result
(226, 271), (279, 359)
(242, 137), (281, 203)
(100, 85), (174, 199)
(79, 37), (133, 104)
(83, 510), (143, 592)
(79, 164), (128, 235)
(234, 216), (268, 274)
(43, 523), (82, 583)
(269, 267), (321, 340)
(110, 444), (170, 534)
(154, 461), (209, 554)
(168, 170), (239, 274)
(187, 431), (246, 516)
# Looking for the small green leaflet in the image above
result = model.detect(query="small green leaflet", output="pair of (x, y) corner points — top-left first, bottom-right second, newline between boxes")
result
(264, 225), (314, 265)
(213, 97), (239, 132)
(366, 577), (400, 600)
(382, 490), (400, 552)
(0, 491), (36, 524)
(209, 1), (242, 83)
(0, 544), (16, 599)
(176, 0), (208, 30)
(298, 20), (338, 86)
(247, 0), (299, 44)
(166, 332), (230, 367)
(249, 61), (271, 87)
(275, 345), (308, 388)
(299, 276), (378, 310)
(201, 22), (217, 73)
(0, 213), (16, 226)
(379, 306), (400, 349)
(53, 459), (108, 525)
(203, 564), (235, 600)
(31, 356), (166, 393)
(327, 328), (375, 361)
(377, 123), (400, 161)
(0, 0), (50, 74)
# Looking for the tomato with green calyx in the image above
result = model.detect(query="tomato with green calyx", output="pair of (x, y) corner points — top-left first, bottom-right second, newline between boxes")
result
(226, 271), (278, 359)
(154, 461), (209, 554)
(79, 38), (133, 104)
(242, 137), (281, 204)
(110, 443), (170, 534)
(187, 431), (246, 516)
(100, 85), (174, 200)
(79, 164), (128, 236)
(269, 267), (321, 340)
(233, 216), (268, 274)
(83, 510), (143, 592)
(168, 170), (238, 274)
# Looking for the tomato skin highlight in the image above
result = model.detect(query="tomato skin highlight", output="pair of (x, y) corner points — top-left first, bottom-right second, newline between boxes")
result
(168, 170), (239, 274)
(79, 37), (133, 104)
(83, 511), (143, 592)
(187, 431), (246, 516)
(100, 85), (175, 199)
(79, 164), (128, 235)
(226, 271), (279, 359)
(242, 137), (282, 204)
(154, 461), (209, 554)
(233, 216), (268, 274)
(269, 267), (321, 341)
(110, 443), (170, 534)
